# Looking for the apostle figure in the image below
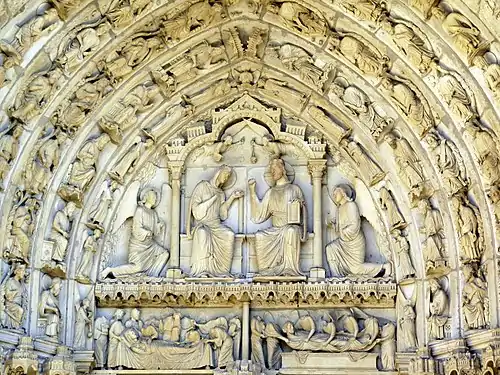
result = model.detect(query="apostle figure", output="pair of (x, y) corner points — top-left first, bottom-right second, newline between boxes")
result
(326, 185), (390, 277)
(187, 165), (243, 277)
(428, 278), (448, 340)
(39, 277), (62, 339)
(249, 157), (307, 277)
(101, 188), (169, 279)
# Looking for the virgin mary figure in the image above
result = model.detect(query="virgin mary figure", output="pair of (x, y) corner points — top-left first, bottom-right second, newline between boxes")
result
(186, 165), (243, 277)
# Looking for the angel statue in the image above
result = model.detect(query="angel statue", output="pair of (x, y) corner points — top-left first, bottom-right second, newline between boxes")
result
(101, 188), (170, 279)
(326, 185), (391, 278)
(186, 165), (243, 277)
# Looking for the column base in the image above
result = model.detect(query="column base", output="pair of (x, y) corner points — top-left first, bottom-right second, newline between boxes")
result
(166, 268), (183, 280)
(309, 267), (326, 281)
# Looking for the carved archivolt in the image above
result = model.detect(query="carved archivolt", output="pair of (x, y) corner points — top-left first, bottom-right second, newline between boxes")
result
(0, 0), (499, 374)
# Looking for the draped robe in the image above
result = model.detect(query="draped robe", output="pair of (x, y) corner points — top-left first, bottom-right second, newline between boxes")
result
(326, 200), (383, 277)
(250, 181), (306, 276)
(188, 179), (234, 277)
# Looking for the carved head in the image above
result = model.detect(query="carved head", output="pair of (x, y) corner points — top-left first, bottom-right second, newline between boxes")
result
(331, 186), (350, 205)
(51, 277), (62, 296)
(131, 308), (141, 320)
(462, 264), (475, 281)
(97, 133), (111, 149)
(282, 321), (295, 335)
(214, 165), (233, 188)
(428, 278), (441, 293)
(93, 228), (102, 239)
(82, 298), (91, 308)
(269, 158), (286, 182)
(417, 199), (430, 214)
(222, 135), (233, 145)
(141, 188), (158, 208)
(13, 127), (23, 139)
(65, 201), (77, 217)
(114, 309), (125, 320)
(425, 132), (440, 149)
(13, 263), (26, 279)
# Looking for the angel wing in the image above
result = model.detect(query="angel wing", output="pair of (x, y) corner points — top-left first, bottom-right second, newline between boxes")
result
(112, 180), (140, 233)
(134, 148), (165, 186)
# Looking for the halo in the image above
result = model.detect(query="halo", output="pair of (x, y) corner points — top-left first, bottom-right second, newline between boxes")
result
(264, 158), (295, 187)
(331, 184), (356, 201)
(213, 165), (237, 190)
(139, 187), (160, 208)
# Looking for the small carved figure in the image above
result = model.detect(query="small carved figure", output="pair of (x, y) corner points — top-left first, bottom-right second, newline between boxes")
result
(249, 158), (307, 277)
(418, 200), (445, 270)
(207, 326), (233, 368)
(87, 184), (112, 232)
(399, 290), (418, 350)
(450, 195), (482, 262)
(4, 197), (38, 263)
(336, 35), (388, 76)
(392, 229), (415, 279)
(74, 298), (93, 349)
(107, 309), (125, 368)
(379, 187), (406, 230)
(94, 316), (109, 368)
(339, 0), (387, 24)
(326, 185), (390, 278)
(380, 323), (396, 371)
(345, 141), (386, 186)
(191, 135), (244, 163)
(0, 263), (26, 330)
(75, 229), (101, 284)
(251, 316), (266, 370)
(390, 22), (436, 75)
(462, 264), (488, 329)
(426, 132), (467, 196)
(437, 75), (475, 122)
(187, 165), (243, 277)
(10, 69), (63, 123)
(410, 0), (439, 18)
(108, 137), (154, 185)
(12, 8), (60, 54)
(101, 188), (169, 279)
(270, 2), (327, 38)
(465, 124), (500, 185)
(380, 76), (434, 137)
(58, 134), (111, 205)
(440, 12), (483, 58)
(39, 277), (62, 339)
(428, 278), (448, 340)
(0, 127), (23, 185)
(48, 201), (77, 264)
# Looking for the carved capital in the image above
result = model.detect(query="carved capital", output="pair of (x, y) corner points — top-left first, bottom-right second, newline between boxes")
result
(308, 159), (327, 179)
(167, 161), (184, 181)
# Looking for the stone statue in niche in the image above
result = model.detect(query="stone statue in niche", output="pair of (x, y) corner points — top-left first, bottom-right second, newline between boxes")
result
(450, 194), (483, 262)
(191, 135), (244, 163)
(398, 288), (417, 350)
(462, 264), (489, 329)
(39, 277), (62, 340)
(385, 132), (431, 205)
(101, 188), (169, 279)
(326, 185), (391, 278)
(428, 278), (448, 340)
(107, 309), (125, 368)
(380, 76), (434, 138)
(74, 298), (93, 349)
(187, 165), (243, 278)
(108, 136), (155, 185)
(0, 263), (26, 330)
(3, 195), (39, 264)
(343, 140), (386, 186)
(265, 322), (285, 370)
(58, 133), (111, 206)
(43, 201), (78, 277)
(86, 183), (112, 232)
(465, 123), (500, 185)
(438, 12), (485, 58)
(418, 200), (445, 272)
(379, 187), (406, 231)
(380, 323), (396, 371)
(206, 325), (234, 369)
(0, 126), (22, 186)
(437, 74), (475, 123)
(425, 132), (468, 196)
(94, 316), (110, 368)
(75, 229), (101, 284)
(392, 229), (415, 280)
(249, 157), (307, 278)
